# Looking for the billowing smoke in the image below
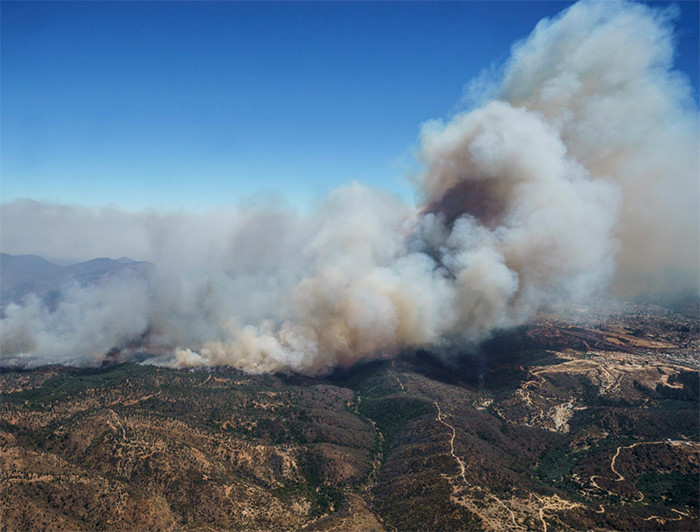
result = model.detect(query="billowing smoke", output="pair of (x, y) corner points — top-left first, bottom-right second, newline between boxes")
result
(1, 0), (697, 373)
(495, 0), (699, 292)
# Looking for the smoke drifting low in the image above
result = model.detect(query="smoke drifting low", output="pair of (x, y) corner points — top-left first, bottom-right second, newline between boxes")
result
(1, 0), (697, 373)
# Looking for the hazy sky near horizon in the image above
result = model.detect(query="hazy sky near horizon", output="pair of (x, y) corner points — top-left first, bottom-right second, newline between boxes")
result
(2, 1), (699, 211)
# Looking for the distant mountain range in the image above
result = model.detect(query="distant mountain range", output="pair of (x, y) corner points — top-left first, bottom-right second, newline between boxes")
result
(0, 253), (153, 311)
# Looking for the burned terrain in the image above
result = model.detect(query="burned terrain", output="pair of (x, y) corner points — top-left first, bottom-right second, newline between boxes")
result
(1, 302), (698, 531)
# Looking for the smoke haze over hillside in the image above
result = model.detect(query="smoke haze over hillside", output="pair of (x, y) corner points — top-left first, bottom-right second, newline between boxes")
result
(1, 0), (698, 372)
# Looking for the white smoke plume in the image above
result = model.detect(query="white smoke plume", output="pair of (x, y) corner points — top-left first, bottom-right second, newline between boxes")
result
(1, 0), (697, 373)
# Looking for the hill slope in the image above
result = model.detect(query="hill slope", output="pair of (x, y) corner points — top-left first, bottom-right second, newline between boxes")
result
(1, 310), (698, 530)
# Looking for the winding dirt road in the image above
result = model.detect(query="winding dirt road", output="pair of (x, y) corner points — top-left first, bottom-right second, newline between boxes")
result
(387, 363), (406, 393)
(434, 401), (522, 530)
(434, 401), (467, 485)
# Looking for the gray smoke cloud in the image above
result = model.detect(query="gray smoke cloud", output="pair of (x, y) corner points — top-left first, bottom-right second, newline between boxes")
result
(1, 0), (697, 373)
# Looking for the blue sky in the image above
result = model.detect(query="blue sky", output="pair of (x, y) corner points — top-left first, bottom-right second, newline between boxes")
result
(2, 1), (698, 211)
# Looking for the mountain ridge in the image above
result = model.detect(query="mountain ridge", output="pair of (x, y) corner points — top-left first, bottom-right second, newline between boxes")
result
(0, 253), (154, 312)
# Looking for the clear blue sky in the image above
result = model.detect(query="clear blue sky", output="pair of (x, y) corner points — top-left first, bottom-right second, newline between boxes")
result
(2, 1), (698, 211)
